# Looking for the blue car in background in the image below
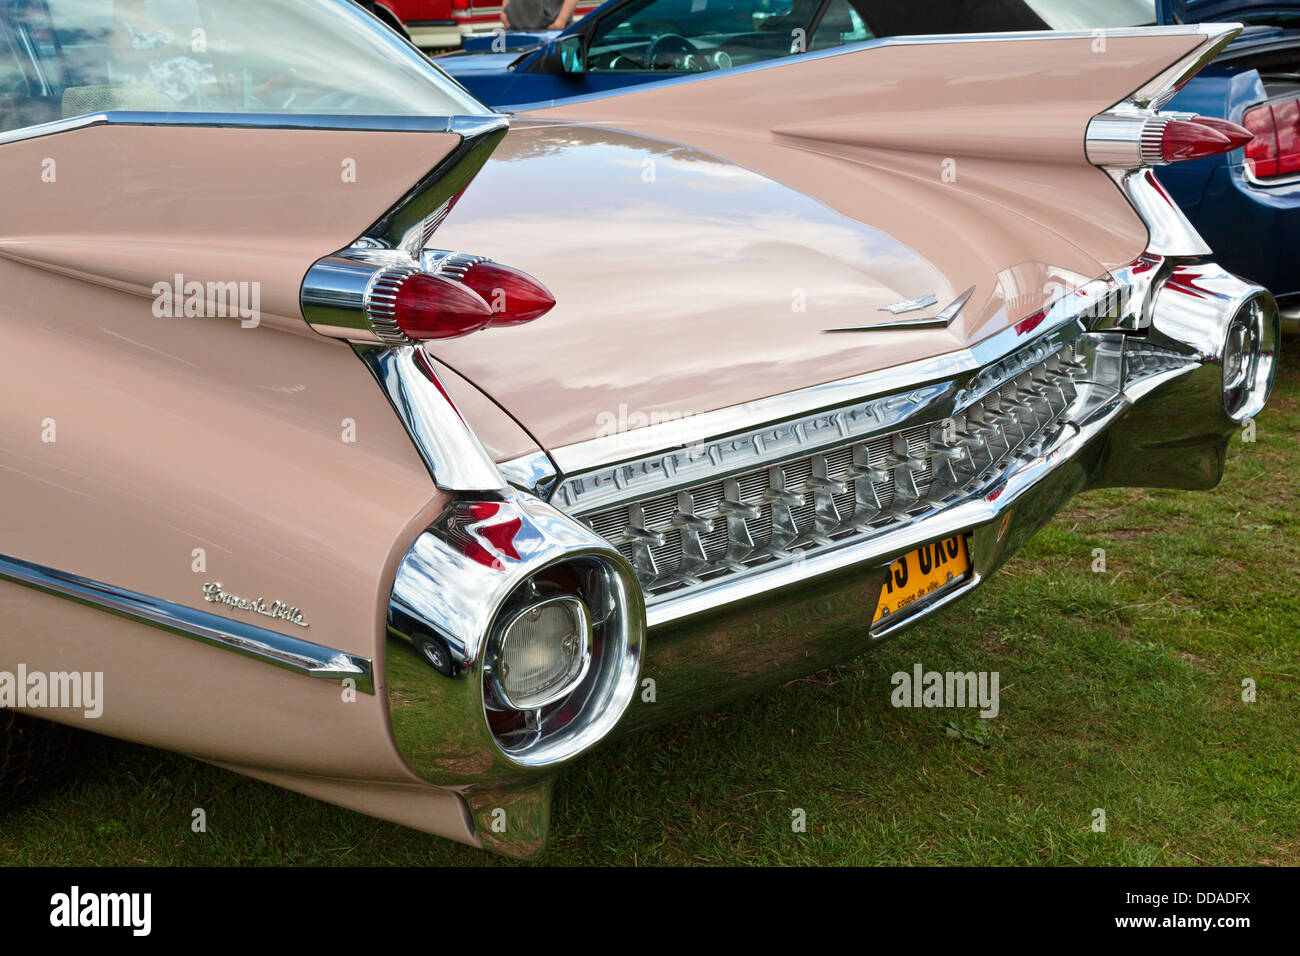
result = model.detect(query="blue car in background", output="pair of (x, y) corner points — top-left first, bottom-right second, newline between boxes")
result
(436, 0), (1299, 320)
(1156, 1), (1299, 325)
(434, 0), (1051, 107)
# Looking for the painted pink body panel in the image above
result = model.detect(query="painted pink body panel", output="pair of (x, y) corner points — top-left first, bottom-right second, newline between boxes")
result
(0, 585), (478, 844)
(0, 124), (461, 650)
(0, 125), (459, 337)
(425, 33), (1200, 453)
(0, 124), (484, 846)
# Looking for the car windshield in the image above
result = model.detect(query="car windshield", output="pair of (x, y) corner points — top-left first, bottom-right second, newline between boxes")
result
(0, 0), (486, 137)
(584, 0), (1159, 75)
(586, 0), (865, 73)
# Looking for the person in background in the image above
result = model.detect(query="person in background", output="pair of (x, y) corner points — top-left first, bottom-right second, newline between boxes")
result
(500, 0), (579, 31)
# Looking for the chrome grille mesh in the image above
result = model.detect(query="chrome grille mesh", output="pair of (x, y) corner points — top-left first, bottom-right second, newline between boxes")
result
(572, 342), (1087, 599)
(1125, 341), (1197, 379)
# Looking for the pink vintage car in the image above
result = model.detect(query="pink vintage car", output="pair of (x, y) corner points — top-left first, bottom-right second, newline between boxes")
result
(0, 0), (1280, 857)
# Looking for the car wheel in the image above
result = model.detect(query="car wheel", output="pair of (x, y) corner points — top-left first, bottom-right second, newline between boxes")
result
(0, 710), (83, 810)
(413, 633), (455, 676)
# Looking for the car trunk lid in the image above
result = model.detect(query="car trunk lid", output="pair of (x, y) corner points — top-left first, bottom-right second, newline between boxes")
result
(419, 27), (1226, 456)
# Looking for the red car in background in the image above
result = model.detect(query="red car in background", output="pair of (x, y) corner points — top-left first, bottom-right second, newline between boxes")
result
(366, 0), (601, 49)
(358, 0), (457, 49)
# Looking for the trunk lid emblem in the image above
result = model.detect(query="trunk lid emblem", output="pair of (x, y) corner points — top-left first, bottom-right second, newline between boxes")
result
(826, 287), (976, 333)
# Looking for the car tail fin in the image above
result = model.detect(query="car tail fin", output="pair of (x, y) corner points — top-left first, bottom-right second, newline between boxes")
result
(524, 25), (1236, 160)
(525, 25), (1240, 259)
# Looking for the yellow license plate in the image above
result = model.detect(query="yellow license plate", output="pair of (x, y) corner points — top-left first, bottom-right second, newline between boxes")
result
(873, 536), (971, 624)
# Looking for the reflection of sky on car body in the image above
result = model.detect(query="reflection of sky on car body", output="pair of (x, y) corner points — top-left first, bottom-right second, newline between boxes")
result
(430, 126), (955, 446)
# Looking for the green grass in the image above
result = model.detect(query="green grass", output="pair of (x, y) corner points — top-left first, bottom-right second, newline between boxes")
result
(4, 349), (1298, 866)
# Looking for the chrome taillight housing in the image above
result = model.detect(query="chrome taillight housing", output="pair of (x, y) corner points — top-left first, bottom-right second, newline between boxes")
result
(300, 245), (558, 495)
(1084, 35), (1254, 263)
(1087, 112), (1252, 168)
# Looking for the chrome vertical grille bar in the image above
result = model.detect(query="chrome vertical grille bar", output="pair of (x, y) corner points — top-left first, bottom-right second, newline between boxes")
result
(564, 340), (1087, 602)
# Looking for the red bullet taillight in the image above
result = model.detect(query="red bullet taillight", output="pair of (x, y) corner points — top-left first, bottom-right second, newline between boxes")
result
(1185, 115), (1254, 150)
(1157, 116), (1253, 163)
(1089, 111), (1254, 169)
(460, 260), (557, 327)
(1088, 109), (1256, 170)
(392, 272), (494, 340)
(1243, 98), (1300, 180)
(365, 256), (555, 343)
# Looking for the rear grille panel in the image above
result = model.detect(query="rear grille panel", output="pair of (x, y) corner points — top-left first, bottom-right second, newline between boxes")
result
(568, 341), (1087, 601)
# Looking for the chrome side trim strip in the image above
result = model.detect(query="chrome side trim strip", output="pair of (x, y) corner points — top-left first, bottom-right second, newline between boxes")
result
(0, 553), (375, 693)
(542, 287), (1091, 477)
(0, 111), (498, 148)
